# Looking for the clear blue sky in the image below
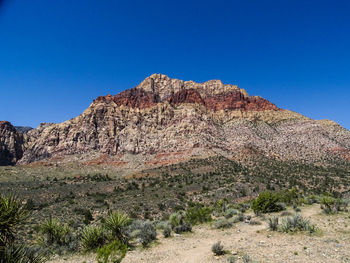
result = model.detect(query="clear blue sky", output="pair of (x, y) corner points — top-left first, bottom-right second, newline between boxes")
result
(0, 0), (349, 130)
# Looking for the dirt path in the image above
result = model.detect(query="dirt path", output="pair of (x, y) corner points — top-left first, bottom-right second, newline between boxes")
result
(123, 206), (350, 263)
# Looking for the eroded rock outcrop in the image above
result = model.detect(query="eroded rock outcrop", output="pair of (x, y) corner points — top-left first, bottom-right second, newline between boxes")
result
(0, 121), (25, 165)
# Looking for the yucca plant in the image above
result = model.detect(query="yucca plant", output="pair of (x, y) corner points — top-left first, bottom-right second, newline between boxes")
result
(280, 214), (317, 233)
(39, 217), (70, 246)
(0, 195), (46, 263)
(0, 194), (29, 246)
(2, 245), (46, 263)
(103, 211), (131, 243)
(80, 225), (105, 251)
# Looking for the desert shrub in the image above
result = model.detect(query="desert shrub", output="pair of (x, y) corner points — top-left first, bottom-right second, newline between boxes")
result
(80, 225), (105, 251)
(306, 195), (319, 204)
(320, 196), (347, 214)
(276, 188), (299, 205)
(280, 211), (292, 217)
(103, 211), (131, 243)
(249, 220), (261, 225)
(155, 221), (170, 230)
(138, 222), (157, 247)
(242, 254), (257, 263)
(280, 214), (317, 233)
(227, 255), (236, 263)
(211, 241), (225, 256)
(185, 206), (213, 225)
(96, 240), (127, 263)
(276, 202), (286, 211)
(213, 218), (232, 229)
(125, 220), (157, 246)
(169, 211), (185, 228)
(237, 213), (245, 222)
(251, 191), (283, 214)
(238, 203), (250, 213)
(294, 207), (301, 212)
(268, 216), (279, 231)
(74, 208), (93, 225)
(25, 199), (36, 211)
(224, 208), (238, 219)
(39, 218), (71, 246)
(174, 222), (192, 234)
(163, 225), (171, 238)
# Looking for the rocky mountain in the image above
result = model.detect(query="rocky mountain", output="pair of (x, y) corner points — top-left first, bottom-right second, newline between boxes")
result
(15, 126), (33, 133)
(1, 74), (350, 171)
(0, 121), (25, 165)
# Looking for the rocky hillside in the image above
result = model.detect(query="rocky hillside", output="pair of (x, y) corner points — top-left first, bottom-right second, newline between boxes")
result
(1, 74), (350, 169)
(0, 121), (25, 165)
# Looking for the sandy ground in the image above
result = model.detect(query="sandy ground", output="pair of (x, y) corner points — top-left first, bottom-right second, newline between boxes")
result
(49, 205), (350, 263)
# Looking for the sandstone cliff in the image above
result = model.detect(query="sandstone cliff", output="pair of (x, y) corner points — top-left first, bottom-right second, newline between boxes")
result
(1, 74), (350, 169)
(0, 121), (25, 165)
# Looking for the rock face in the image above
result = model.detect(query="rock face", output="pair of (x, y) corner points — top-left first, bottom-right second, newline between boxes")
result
(0, 121), (25, 165)
(1, 74), (350, 169)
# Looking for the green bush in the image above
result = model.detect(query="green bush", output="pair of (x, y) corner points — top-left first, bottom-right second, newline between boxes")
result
(224, 208), (238, 219)
(320, 196), (347, 214)
(185, 206), (213, 225)
(96, 240), (127, 263)
(163, 225), (171, 238)
(169, 211), (185, 228)
(80, 225), (105, 251)
(251, 191), (283, 214)
(276, 188), (299, 205)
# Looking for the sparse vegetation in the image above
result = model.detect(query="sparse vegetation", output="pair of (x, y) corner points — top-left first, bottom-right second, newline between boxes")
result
(213, 218), (233, 229)
(280, 214), (317, 234)
(211, 241), (225, 256)
(268, 216), (279, 231)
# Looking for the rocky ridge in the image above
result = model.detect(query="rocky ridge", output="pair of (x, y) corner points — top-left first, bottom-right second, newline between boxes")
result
(0, 121), (25, 165)
(1, 74), (350, 170)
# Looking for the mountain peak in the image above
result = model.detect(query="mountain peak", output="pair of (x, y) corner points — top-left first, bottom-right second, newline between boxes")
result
(93, 74), (274, 111)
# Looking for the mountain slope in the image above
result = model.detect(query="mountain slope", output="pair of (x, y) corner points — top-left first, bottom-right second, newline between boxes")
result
(1, 74), (350, 170)
(0, 121), (25, 165)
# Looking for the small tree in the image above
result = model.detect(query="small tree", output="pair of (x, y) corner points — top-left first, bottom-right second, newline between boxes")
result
(251, 191), (282, 214)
